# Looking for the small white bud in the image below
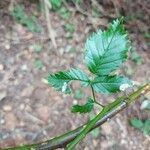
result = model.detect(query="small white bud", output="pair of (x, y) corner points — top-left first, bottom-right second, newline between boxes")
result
(62, 82), (67, 92)
(119, 83), (131, 91)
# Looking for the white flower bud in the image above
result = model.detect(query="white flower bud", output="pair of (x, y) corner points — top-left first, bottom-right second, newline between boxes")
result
(62, 82), (67, 92)
(119, 83), (131, 91)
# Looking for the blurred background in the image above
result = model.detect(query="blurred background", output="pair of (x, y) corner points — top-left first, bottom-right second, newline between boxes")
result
(0, 0), (150, 149)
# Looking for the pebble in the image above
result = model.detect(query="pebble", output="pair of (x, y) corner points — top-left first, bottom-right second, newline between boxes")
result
(3, 105), (12, 112)
(24, 33), (33, 40)
(21, 86), (34, 97)
(0, 64), (4, 70)
(36, 105), (50, 122)
(93, 139), (98, 147)
(5, 113), (18, 129)
(59, 48), (64, 55)
(101, 122), (112, 135)
(21, 64), (28, 71)
(20, 103), (25, 110)
(145, 92), (150, 99)
(5, 44), (10, 50)
(0, 119), (5, 124)
(0, 91), (7, 101)
(19, 121), (25, 127)
(121, 139), (127, 144)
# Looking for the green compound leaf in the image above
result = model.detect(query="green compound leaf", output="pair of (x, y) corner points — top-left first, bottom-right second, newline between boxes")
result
(143, 119), (150, 136)
(130, 118), (144, 129)
(91, 76), (132, 94)
(85, 18), (130, 76)
(47, 68), (90, 94)
(71, 97), (94, 113)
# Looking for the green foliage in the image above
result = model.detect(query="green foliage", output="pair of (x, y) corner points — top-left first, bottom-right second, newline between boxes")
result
(48, 68), (90, 94)
(68, 47), (77, 53)
(131, 51), (143, 65)
(33, 44), (43, 53)
(130, 118), (144, 129)
(73, 0), (83, 4)
(64, 23), (76, 33)
(11, 5), (41, 32)
(143, 120), (150, 136)
(71, 97), (94, 113)
(91, 76), (132, 94)
(47, 18), (132, 112)
(90, 128), (100, 138)
(130, 47), (143, 65)
(130, 118), (150, 136)
(85, 18), (129, 76)
(34, 59), (44, 70)
(126, 66), (135, 76)
(50, 0), (62, 10)
(144, 32), (150, 39)
(58, 7), (71, 20)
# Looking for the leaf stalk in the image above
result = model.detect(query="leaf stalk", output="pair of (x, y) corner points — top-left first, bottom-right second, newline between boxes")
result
(4, 84), (150, 150)
(91, 85), (104, 107)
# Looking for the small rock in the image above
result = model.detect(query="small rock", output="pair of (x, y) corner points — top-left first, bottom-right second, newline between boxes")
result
(0, 64), (4, 70)
(24, 98), (30, 104)
(14, 135), (25, 146)
(101, 122), (112, 135)
(25, 104), (32, 112)
(101, 141), (109, 149)
(84, 147), (89, 150)
(121, 139), (127, 144)
(24, 33), (33, 40)
(5, 44), (10, 50)
(21, 64), (28, 71)
(0, 91), (7, 101)
(32, 88), (47, 101)
(21, 86), (34, 97)
(36, 105), (50, 122)
(5, 113), (18, 129)
(20, 103), (25, 110)
(19, 121), (25, 127)
(93, 139), (98, 147)
(3, 105), (12, 112)
(59, 48), (64, 55)
(0, 119), (5, 124)
(145, 92), (150, 99)
(141, 100), (150, 110)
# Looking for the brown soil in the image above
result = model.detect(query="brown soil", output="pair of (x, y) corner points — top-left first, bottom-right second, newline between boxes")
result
(0, 0), (150, 150)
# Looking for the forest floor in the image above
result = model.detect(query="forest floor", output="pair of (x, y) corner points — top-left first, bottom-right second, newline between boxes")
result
(0, 0), (150, 150)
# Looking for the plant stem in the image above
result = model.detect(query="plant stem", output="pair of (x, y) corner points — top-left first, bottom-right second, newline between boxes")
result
(4, 84), (150, 150)
(66, 83), (150, 150)
(91, 85), (104, 107)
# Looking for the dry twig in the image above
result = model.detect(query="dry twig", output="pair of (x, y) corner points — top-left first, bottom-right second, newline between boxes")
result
(44, 0), (57, 49)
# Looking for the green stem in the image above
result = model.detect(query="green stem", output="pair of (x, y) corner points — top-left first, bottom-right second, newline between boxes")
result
(66, 83), (150, 150)
(91, 85), (104, 107)
(4, 84), (150, 150)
